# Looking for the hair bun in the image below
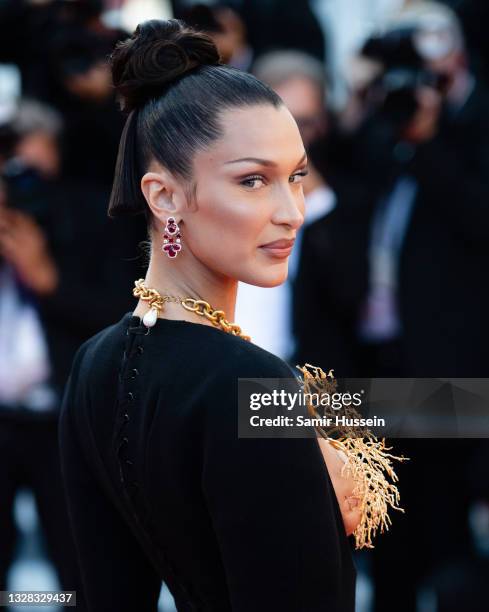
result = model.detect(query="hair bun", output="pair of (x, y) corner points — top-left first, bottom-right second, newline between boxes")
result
(110, 19), (221, 112)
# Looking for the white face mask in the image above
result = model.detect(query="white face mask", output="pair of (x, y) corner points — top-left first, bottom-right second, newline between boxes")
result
(414, 28), (457, 61)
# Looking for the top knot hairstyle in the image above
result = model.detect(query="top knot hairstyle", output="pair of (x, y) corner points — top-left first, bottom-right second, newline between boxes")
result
(108, 19), (283, 221)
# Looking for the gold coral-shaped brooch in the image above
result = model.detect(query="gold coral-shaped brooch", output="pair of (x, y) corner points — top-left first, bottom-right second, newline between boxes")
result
(295, 363), (409, 550)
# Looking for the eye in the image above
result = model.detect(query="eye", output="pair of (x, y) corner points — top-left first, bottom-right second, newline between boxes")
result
(240, 175), (266, 189)
(289, 169), (309, 183)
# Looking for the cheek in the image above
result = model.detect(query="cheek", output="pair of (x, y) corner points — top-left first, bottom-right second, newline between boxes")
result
(186, 186), (268, 266)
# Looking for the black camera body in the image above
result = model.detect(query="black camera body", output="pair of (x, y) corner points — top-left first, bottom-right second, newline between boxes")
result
(1, 158), (52, 219)
(360, 27), (448, 125)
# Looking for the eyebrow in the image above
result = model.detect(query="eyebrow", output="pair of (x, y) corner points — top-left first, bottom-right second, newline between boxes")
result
(224, 151), (308, 167)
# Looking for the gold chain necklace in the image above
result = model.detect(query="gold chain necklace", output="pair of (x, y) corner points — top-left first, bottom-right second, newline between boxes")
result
(133, 279), (251, 342)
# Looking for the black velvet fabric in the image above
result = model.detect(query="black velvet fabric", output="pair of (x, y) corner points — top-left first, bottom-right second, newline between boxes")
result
(59, 312), (356, 611)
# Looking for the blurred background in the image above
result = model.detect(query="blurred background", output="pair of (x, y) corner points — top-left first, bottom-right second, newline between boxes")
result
(1, 1), (489, 611)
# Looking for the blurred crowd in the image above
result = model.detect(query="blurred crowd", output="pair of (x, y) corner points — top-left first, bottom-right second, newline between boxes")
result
(1, 1), (489, 611)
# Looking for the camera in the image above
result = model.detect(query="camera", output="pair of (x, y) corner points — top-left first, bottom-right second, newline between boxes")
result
(360, 27), (449, 125)
(1, 157), (51, 219)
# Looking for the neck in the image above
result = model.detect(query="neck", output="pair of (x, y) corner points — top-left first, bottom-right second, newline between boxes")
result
(133, 246), (238, 327)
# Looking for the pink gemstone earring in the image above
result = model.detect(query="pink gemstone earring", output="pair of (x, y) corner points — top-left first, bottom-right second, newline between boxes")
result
(162, 216), (182, 258)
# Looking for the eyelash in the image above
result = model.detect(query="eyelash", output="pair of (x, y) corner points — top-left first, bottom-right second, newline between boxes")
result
(240, 169), (309, 189)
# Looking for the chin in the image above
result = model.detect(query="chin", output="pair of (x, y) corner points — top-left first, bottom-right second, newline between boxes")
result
(241, 265), (289, 288)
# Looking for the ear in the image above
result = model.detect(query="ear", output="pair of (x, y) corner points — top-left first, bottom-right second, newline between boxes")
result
(140, 168), (186, 226)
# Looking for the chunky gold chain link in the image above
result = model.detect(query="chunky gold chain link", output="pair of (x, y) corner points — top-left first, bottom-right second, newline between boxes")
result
(133, 279), (251, 341)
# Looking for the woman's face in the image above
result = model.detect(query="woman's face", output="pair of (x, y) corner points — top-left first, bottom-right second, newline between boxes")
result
(183, 103), (307, 287)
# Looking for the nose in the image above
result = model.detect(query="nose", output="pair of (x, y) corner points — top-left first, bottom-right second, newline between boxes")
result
(271, 186), (305, 231)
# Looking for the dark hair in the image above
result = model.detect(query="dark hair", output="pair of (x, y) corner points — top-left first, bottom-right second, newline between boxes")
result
(108, 19), (282, 221)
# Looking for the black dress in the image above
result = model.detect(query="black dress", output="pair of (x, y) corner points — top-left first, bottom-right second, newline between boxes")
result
(59, 312), (356, 611)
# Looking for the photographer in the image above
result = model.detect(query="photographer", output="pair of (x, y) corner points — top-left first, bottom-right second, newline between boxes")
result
(0, 100), (84, 601)
(294, 2), (489, 379)
(0, 98), (141, 604)
(293, 4), (489, 610)
(356, 4), (489, 378)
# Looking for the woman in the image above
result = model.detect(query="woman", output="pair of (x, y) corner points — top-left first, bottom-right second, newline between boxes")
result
(59, 19), (359, 611)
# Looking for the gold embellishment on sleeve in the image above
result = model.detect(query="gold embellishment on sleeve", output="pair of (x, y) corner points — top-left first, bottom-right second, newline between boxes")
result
(295, 363), (409, 550)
